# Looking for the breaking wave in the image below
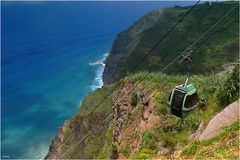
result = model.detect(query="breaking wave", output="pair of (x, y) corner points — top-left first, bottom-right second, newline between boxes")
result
(89, 53), (109, 90)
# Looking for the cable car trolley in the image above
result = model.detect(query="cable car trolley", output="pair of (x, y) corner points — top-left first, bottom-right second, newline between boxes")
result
(167, 50), (198, 118)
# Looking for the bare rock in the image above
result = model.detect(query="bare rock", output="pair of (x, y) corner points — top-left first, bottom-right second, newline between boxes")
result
(198, 101), (239, 140)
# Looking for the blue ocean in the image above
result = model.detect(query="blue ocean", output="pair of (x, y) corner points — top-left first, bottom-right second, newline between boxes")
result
(1, 1), (195, 159)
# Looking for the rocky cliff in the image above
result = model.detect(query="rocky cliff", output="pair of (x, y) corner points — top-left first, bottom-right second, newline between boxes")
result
(45, 87), (113, 159)
(45, 2), (239, 159)
(45, 61), (239, 159)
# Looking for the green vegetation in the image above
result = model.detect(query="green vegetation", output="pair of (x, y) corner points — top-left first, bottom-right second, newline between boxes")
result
(119, 144), (131, 157)
(54, 84), (114, 159)
(47, 2), (239, 159)
(181, 121), (240, 159)
(78, 85), (114, 116)
(131, 92), (138, 107)
(131, 151), (148, 159)
(131, 148), (157, 159)
(97, 126), (113, 158)
(63, 64), (238, 159)
(125, 63), (239, 158)
(50, 59), (239, 159)
(104, 1), (239, 84)
(141, 130), (158, 150)
(63, 127), (73, 144)
(218, 61), (239, 107)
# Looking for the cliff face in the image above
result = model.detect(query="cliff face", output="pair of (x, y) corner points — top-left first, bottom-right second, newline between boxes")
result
(103, 2), (239, 85)
(111, 82), (161, 159)
(45, 87), (113, 159)
(103, 9), (164, 84)
(45, 62), (239, 159)
(46, 2), (239, 159)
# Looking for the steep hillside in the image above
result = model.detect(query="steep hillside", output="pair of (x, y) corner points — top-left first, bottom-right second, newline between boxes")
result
(45, 62), (239, 159)
(179, 120), (239, 159)
(103, 1), (239, 84)
(45, 2), (239, 159)
(45, 86), (114, 159)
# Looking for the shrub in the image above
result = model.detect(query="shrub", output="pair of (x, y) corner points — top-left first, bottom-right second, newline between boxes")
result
(141, 131), (157, 150)
(181, 121), (240, 159)
(109, 144), (118, 159)
(131, 92), (138, 107)
(217, 62), (239, 107)
(181, 141), (199, 155)
(132, 152), (148, 159)
(123, 145), (131, 156)
(162, 135), (175, 149)
(131, 148), (156, 159)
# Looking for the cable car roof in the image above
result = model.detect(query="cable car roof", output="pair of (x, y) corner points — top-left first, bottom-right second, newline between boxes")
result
(175, 84), (196, 94)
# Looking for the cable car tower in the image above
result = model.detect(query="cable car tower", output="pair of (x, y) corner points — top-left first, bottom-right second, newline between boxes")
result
(167, 50), (198, 118)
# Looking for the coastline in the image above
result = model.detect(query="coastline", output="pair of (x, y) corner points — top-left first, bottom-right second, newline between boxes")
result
(3, 2), (200, 158)
(44, 52), (110, 159)
(89, 52), (109, 90)
(39, 53), (109, 160)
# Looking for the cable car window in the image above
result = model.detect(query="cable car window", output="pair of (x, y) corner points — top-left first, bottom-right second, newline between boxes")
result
(172, 90), (185, 110)
(185, 92), (198, 108)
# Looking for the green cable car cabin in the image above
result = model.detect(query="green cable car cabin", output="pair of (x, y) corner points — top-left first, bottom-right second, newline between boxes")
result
(167, 50), (198, 118)
(167, 82), (198, 118)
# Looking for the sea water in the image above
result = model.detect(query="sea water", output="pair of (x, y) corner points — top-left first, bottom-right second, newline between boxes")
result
(1, 1), (195, 159)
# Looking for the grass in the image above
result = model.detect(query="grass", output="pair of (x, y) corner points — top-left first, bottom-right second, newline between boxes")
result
(77, 84), (114, 116)
(123, 63), (239, 158)
(180, 121), (240, 159)
(58, 66), (239, 159)
(48, 2), (239, 158)
(217, 61), (239, 107)
(55, 84), (115, 158)
(141, 130), (158, 150)
(63, 127), (73, 144)
(119, 144), (132, 157)
(97, 126), (113, 159)
(131, 148), (157, 159)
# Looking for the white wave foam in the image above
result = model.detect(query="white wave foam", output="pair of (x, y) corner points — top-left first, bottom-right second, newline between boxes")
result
(89, 52), (109, 90)
(89, 53), (108, 67)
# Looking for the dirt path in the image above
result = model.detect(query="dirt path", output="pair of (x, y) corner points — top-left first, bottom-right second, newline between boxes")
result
(199, 101), (239, 140)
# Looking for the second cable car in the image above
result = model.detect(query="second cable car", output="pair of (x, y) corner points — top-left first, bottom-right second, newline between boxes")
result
(167, 51), (198, 118)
